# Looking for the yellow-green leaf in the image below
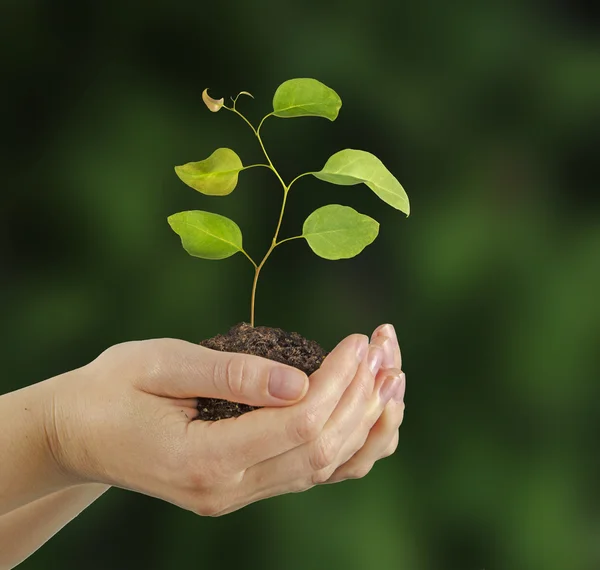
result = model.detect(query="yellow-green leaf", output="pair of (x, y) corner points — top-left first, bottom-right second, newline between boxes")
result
(236, 91), (254, 100)
(313, 149), (410, 215)
(302, 205), (379, 260)
(174, 148), (243, 196)
(272, 78), (342, 121)
(168, 211), (243, 260)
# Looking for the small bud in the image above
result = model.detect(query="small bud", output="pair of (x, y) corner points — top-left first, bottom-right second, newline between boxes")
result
(237, 91), (254, 99)
(202, 88), (224, 112)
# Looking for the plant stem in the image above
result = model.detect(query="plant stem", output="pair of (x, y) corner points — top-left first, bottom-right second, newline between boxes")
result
(225, 106), (297, 327)
(248, 186), (288, 327)
(275, 235), (302, 246)
(272, 187), (289, 245)
(241, 164), (271, 173)
(240, 249), (258, 269)
(287, 171), (314, 191)
(228, 108), (286, 193)
(249, 247), (270, 328)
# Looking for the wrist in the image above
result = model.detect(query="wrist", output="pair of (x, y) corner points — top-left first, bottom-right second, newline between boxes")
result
(0, 378), (79, 515)
(40, 366), (97, 486)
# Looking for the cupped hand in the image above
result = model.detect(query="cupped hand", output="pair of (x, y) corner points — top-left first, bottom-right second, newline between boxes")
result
(322, 323), (406, 484)
(46, 325), (405, 516)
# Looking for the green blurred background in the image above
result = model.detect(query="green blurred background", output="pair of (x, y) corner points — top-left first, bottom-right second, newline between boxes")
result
(1, 0), (599, 568)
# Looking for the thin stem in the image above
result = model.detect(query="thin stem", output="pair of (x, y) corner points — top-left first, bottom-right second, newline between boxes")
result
(249, 246), (273, 328)
(256, 120), (286, 191)
(248, 187), (286, 326)
(250, 267), (259, 328)
(224, 106), (294, 326)
(287, 171), (315, 191)
(257, 113), (274, 136)
(272, 189), (289, 245)
(226, 106), (258, 135)
(249, 231), (302, 326)
(275, 235), (302, 246)
(225, 107), (286, 191)
(240, 249), (258, 270)
(241, 164), (271, 172)
(257, 136), (286, 191)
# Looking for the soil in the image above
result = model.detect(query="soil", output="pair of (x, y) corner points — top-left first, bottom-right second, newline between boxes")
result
(196, 322), (327, 421)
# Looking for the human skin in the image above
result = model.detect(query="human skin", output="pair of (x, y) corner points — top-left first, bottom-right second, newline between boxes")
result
(0, 324), (405, 568)
(0, 485), (110, 569)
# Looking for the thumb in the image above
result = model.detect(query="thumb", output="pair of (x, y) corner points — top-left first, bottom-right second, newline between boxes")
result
(199, 347), (310, 406)
(150, 339), (309, 407)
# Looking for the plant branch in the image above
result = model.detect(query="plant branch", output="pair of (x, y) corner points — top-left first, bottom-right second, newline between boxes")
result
(287, 171), (314, 191)
(271, 188), (289, 245)
(240, 249), (258, 270)
(249, 247), (272, 329)
(225, 107), (286, 192)
(255, 114), (286, 192)
(225, 106), (257, 135)
(249, 186), (286, 326)
(241, 164), (271, 172)
(224, 106), (295, 326)
(275, 235), (303, 246)
(257, 113), (274, 136)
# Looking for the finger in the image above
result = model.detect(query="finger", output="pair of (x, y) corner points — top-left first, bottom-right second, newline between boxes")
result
(367, 335), (391, 393)
(327, 400), (404, 483)
(188, 334), (369, 472)
(371, 324), (401, 370)
(139, 338), (309, 407)
(326, 374), (406, 483)
(238, 346), (392, 500)
(214, 400), (402, 518)
(325, 365), (401, 468)
(382, 429), (400, 458)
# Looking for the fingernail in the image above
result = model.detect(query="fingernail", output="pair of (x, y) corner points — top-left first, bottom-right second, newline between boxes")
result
(393, 373), (406, 402)
(377, 324), (397, 368)
(367, 346), (383, 375)
(356, 336), (368, 361)
(380, 374), (402, 403)
(379, 324), (398, 346)
(381, 337), (396, 369)
(269, 368), (307, 400)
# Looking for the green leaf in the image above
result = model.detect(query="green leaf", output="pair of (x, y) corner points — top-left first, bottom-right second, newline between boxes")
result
(302, 205), (379, 260)
(313, 149), (410, 215)
(175, 148), (244, 196)
(168, 211), (243, 260)
(272, 78), (342, 121)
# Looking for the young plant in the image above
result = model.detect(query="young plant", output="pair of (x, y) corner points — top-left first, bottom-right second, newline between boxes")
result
(168, 78), (410, 327)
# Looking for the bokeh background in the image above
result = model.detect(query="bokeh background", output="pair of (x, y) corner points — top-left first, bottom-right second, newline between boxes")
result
(1, 0), (599, 568)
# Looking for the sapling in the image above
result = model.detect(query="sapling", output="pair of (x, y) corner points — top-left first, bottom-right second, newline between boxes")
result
(168, 78), (410, 328)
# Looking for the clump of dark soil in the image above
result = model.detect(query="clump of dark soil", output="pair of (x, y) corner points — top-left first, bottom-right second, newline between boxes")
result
(196, 322), (327, 421)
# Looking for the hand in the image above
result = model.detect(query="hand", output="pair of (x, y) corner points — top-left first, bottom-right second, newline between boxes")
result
(46, 327), (404, 516)
(322, 323), (405, 484)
